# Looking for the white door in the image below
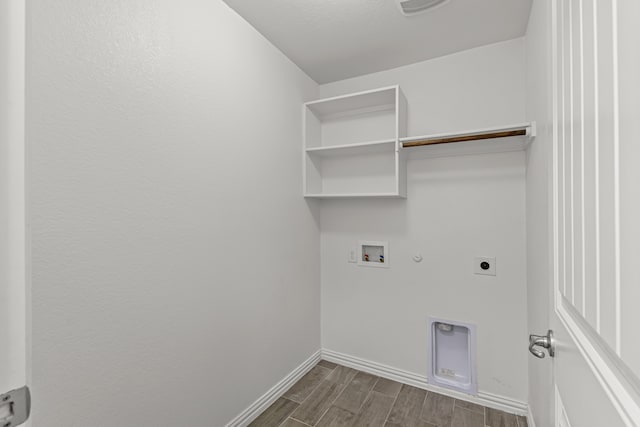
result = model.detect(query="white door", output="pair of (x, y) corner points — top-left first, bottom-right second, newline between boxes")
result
(0, 0), (28, 421)
(547, 0), (640, 425)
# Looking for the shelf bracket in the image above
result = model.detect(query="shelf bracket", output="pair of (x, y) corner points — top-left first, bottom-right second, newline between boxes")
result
(527, 121), (537, 138)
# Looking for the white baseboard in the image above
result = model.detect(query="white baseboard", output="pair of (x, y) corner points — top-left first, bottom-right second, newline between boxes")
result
(321, 348), (528, 416)
(225, 349), (322, 427)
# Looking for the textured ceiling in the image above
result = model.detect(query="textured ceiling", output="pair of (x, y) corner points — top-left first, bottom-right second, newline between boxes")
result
(222, 0), (532, 83)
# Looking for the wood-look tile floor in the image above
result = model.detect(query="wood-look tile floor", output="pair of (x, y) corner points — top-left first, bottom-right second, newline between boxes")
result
(249, 361), (528, 427)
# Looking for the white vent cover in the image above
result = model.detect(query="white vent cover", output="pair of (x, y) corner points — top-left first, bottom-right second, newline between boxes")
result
(396, 0), (449, 16)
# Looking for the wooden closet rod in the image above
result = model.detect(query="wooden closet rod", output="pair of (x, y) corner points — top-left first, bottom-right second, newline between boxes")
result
(402, 129), (527, 148)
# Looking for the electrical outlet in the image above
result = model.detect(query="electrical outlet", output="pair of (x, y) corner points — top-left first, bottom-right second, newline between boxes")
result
(474, 257), (496, 276)
(348, 248), (357, 263)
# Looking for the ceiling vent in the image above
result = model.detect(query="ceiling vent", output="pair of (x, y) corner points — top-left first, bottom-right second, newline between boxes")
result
(396, 0), (449, 16)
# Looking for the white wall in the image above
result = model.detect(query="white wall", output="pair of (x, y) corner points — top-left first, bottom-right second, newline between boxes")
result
(26, 1), (319, 426)
(524, 1), (553, 425)
(319, 39), (529, 402)
(0, 0), (27, 395)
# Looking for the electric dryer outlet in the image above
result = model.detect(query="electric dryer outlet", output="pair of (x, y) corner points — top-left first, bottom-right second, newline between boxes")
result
(473, 257), (496, 276)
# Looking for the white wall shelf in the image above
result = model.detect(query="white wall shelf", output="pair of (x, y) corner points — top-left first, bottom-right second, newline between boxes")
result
(305, 139), (396, 157)
(304, 192), (404, 199)
(302, 84), (535, 199)
(303, 85), (407, 198)
(305, 86), (397, 119)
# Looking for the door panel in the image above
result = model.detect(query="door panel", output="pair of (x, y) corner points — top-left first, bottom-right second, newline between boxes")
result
(617, 0), (640, 383)
(0, 0), (27, 396)
(550, 0), (640, 425)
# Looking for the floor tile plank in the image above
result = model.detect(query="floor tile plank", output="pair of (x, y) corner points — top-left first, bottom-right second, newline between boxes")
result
(326, 365), (358, 385)
(291, 367), (356, 426)
(420, 391), (454, 426)
(280, 418), (310, 427)
(451, 406), (484, 427)
(372, 378), (403, 398)
(386, 384), (428, 427)
(318, 360), (338, 370)
(516, 415), (528, 427)
(333, 371), (378, 413)
(283, 365), (332, 403)
(385, 420), (436, 427)
(454, 399), (485, 414)
(486, 408), (519, 427)
(248, 397), (298, 427)
(290, 381), (346, 426)
(351, 391), (395, 427)
(315, 406), (355, 427)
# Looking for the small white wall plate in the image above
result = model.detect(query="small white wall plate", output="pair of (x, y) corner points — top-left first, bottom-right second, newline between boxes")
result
(348, 248), (357, 263)
(473, 257), (496, 276)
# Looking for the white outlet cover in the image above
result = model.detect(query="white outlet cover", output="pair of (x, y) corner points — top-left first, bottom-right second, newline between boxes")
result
(474, 257), (496, 276)
(348, 247), (357, 263)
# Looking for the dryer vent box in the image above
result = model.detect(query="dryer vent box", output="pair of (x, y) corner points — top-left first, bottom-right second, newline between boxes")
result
(428, 317), (477, 395)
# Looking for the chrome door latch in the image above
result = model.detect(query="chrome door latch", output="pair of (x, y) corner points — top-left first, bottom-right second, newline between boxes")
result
(0, 386), (30, 427)
(529, 330), (555, 358)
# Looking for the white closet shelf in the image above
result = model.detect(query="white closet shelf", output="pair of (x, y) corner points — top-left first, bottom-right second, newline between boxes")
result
(303, 192), (404, 199)
(302, 82), (535, 200)
(305, 139), (396, 157)
(305, 85), (398, 118)
(303, 85), (406, 199)
(399, 122), (535, 158)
